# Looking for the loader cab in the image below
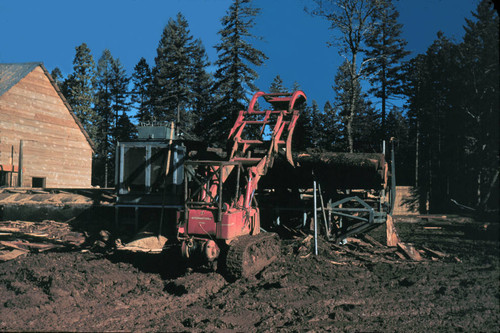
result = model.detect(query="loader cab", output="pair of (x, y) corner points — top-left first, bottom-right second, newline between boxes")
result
(114, 123), (185, 231)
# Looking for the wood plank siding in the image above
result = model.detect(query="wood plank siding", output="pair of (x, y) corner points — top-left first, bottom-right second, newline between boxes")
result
(0, 65), (93, 188)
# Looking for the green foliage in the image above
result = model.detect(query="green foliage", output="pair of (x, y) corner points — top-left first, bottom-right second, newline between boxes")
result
(307, 100), (328, 149)
(50, 67), (64, 88)
(131, 57), (154, 123)
(353, 98), (379, 152)
(269, 75), (287, 93)
(295, 100), (318, 150)
(322, 100), (343, 150)
(460, 0), (499, 211)
(403, 0), (499, 213)
(190, 39), (214, 139)
(152, 13), (213, 137)
(311, 0), (378, 152)
(153, 13), (194, 125)
(332, 60), (379, 152)
(93, 49), (134, 186)
(63, 43), (97, 141)
(94, 49), (114, 158)
(364, 0), (410, 138)
(208, 0), (268, 144)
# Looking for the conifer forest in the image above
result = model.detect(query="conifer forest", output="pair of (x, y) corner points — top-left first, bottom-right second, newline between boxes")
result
(53, 0), (498, 216)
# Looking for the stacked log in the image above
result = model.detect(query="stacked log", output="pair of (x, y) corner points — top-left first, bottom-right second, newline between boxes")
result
(263, 151), (387, 190)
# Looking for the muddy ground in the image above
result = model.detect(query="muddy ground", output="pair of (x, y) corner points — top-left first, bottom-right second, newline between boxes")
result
(0, 215), (498, 332)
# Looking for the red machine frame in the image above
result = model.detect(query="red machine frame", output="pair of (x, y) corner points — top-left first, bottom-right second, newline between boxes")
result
(179, 91), (306, 263)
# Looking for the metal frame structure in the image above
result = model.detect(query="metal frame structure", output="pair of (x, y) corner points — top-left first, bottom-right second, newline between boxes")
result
(183, 160), (243, 224)
(114, 126), (185, 230)
(178, 91), (307, 263)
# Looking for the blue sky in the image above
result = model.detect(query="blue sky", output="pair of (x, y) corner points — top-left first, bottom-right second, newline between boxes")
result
(0, 0), (480, 110)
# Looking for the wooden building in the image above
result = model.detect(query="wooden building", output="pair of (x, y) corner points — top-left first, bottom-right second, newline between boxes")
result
(0, 62), (93, 188)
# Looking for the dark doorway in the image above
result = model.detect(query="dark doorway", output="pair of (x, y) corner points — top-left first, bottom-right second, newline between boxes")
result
(0, 171), (7, 186)
(32, 177), (46, 188)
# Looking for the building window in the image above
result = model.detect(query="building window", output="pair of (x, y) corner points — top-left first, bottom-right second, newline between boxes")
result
(32, 177), (46, 188)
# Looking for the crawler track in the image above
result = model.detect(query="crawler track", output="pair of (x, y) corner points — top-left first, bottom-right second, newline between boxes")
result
(224, 232), (281, 280)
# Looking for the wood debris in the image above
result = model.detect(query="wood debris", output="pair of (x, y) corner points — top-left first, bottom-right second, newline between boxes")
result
(362, 234), (384, 247)
(0, 249), (28, 261)
(386, 214), (401, 247)
(422, 246), (447, 258)
(328, 230), (451, 264)
(0, 220), (86, 261)
(345, 237), (373, 248)
(397, 242), (423, 261)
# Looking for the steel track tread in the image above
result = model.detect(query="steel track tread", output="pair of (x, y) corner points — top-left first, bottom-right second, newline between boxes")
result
(224, 233), (281, 280)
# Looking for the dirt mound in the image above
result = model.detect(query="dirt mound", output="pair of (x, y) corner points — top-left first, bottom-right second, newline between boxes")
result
(0, 216), (498, 331)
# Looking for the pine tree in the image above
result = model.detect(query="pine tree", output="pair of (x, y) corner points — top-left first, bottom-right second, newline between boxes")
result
(385, 106), (412, 185)
(459, 0), (499, 211)
(131, 57), (154, 123)
(332, 60), (358, 152)
(333, 60), (379, 152)
(153, 13), (194, 129)
(94, 49), (115, 187)
(404, 33), (469, 212)
(269, 75), (287, 93)
(364, 0), (410, 138)
(190, 38), (214, 139)
(323, 100), (343, 150)
(50, 67), (64, 88)
(307, 100), (326, 149)
(110, 57), (130, 132)
(94, 50), (133, 186)
(210, 0), (268, 143)
(353, 97), (379, 152)
(63, 43), (97, 141)
(401, 1), (498, 213)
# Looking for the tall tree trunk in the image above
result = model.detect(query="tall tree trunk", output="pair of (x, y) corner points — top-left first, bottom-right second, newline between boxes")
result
(347, 55), (358, 153)
(415, 119), (419, 187)
(104, 159), (108, 188)
(381, 26), (387, 138)
(381, 65), (386, 138)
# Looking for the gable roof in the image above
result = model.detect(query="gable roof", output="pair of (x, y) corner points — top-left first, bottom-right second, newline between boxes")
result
(0, 62), (95, 151)
(0, 62), (41, 96)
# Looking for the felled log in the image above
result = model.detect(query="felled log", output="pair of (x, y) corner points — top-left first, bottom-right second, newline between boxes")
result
(0, 240), (60, 252)
(0, 249), (28, 261)
(397, 242), (423, 261)
(362, 234), (384, 247)
(262, 151), (387, 190)
(345, 237), (373, 248)
(422, 246), (447, 258)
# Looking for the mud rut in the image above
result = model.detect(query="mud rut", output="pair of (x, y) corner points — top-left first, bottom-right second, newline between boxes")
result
(0, 216), (498, 332)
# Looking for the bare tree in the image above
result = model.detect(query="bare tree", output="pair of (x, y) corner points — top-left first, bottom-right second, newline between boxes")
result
(310, 0), (378, 152)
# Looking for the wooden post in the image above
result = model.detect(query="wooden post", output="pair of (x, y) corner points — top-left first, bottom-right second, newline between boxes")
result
(17, 140), (23, 187)
(10, 145), (14, 187)
(159, 122), (175, 240)
(386, 214), (401, 247)
(313, 180), (318, 256)
(317, 183), (330, 239)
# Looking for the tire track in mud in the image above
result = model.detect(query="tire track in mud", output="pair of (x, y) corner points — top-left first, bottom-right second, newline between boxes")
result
(0, 215), (499, 331)
(0, 252), (227, 331)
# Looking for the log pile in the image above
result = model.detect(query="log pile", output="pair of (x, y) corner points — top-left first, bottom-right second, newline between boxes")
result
(263, 151), (387, 190)
(0, 220), (86, 261)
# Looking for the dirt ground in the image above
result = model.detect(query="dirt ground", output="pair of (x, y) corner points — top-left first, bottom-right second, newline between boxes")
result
(0, 215), (498, 332)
